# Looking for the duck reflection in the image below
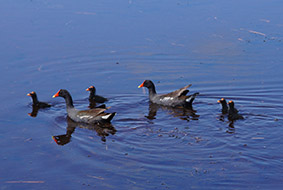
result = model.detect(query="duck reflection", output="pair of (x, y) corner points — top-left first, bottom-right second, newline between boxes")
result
(87, 101), (108, 110)
(52, 118), (76, 145)
(28, 105), (40, 117)
(145, 102), (199, 121)
(88, 100), (97, 109)
(52, 117), (116, 146)
(225, 121), (235, 134)
(217, 113), (237, 134)
(28, 105), (52, 117)
(217, 111), (236, 134)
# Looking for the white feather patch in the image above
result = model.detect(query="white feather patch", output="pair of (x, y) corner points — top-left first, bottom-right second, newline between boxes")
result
(102, 115), (110, 120)
(161, 97), (173, 101)
(79, 115), (93, 119)
(186, 97), (192, 102)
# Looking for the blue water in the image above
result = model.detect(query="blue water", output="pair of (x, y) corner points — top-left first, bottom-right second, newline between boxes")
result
(1, 0), (283, 189)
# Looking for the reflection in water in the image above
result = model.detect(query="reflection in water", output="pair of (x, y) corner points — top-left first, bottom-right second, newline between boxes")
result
(53, 117), (116, 146)
(87, 101), (108, 110)
(217, 113), (225, 122)
(88, 100), (97, 109)
(227, 121), (236, 134)
(217, 112), (236, 134)
(28, 105), (51, 117)
(146, 102), (199, 121)
(28, 105), (40, 117)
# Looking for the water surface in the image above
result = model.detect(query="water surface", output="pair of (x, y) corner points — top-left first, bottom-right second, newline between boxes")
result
(1, 0), (283, 189)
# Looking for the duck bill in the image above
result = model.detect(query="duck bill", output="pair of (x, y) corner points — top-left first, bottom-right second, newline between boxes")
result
(86, 88), (90, 91)
(27, 93), (31, 96)
(52, 90), (60, 98)
(52, 136), (58, 144)
(138, 81), (145, 88)
(217, 100), (220, 103)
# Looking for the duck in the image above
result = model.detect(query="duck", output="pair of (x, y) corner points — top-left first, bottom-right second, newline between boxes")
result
(52, 89), (116, 124)
(217, 98), (228, 114)
(138, 80), (199, 109)
(228, 101), (243, 120)
(86, 85), (108, 103)
(27, 91), (51, 108)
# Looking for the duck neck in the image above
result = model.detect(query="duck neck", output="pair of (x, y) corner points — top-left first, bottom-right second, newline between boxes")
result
(148, 85), (157, 98)
(228, 105), (235, 114)
(222, 103), (228, 111)
(32, 95), (39, 104)
(64, 94), (74, 109)
(89, 89), (96, 99)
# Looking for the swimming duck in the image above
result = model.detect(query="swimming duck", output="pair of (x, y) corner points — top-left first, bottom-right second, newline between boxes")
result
(138, 80), (199, 109)
(217, 98), (228, 114)
(53, 89), (115, 124)
(27, 91), (51, 108)
(86, 85), (108, 103)
(228, 101), (243, 121)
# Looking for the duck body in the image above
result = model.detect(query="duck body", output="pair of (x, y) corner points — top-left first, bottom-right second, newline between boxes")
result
(27, 91), (51, 108)
(138, 80), (199, 109)
(66, 106), (115, 124)
(86, 86), (108, 103)
(217, 98), (228, 114)
(228, 101), (243, 121)
(53, 89), (115, 124)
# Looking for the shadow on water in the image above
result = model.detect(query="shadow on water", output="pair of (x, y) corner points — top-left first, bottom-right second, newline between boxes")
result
(52, 117), (116, 145)
(145, 102), (199, 121)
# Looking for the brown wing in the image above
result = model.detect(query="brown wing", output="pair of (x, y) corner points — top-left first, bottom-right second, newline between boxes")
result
(163, 84), (192, 97)
(77, 107), (108, 116)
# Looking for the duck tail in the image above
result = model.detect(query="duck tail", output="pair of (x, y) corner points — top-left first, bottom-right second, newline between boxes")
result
(102, 112), (116, 122)
(185, 92), (199, 107)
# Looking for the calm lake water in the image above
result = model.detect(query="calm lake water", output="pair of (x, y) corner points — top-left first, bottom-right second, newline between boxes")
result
(1, 0), (283, 189)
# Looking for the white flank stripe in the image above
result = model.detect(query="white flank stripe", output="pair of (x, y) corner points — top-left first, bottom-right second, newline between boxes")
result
(162, 97), (173, 101)
(186, 98), (192, 102)
(80, 115), (93, 119)
(102, 115), (110, 120)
